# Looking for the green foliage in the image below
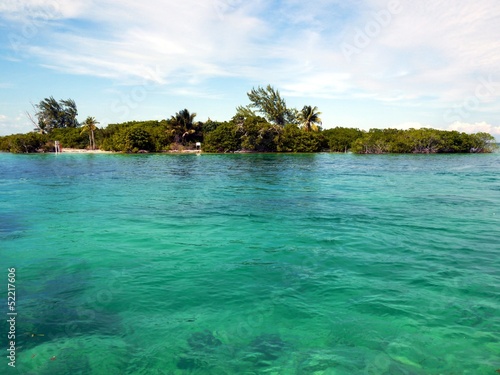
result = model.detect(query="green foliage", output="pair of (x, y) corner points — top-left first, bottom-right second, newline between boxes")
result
(323, 127), (363, 152)
(234, 106), (258, 124)
(102, 125), (154, 152)
(3, 89), (496, 154)
(202, 119), (223, 134)
(240, 116), (281, 152)
(439, 130), (473, 153)
(351, 128), (398, 154)
(276, 124), (323, 152)
(204, 115), (323, 153)
(404, 128), (443, 153)
(469, 132), (497, 153)
(203, 122), (241, 153)
(32, 97), (79, 133)
(0, 132), (48, 153)
(80, 116), (99, 150)
(350, 128), (496, 154)
(100, 120), (173, 152)
(169, 109), (202, 145)
(124, 127), (153, 152)
(148, 121), (174, 152)
(298, 105), (322, 132)
(244, 85), (298, 126)
(0, 137), (9, 152)
(50, 128), (89, 149)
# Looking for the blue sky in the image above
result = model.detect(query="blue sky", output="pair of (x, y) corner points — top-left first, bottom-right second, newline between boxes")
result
(0, 0), (499, 138)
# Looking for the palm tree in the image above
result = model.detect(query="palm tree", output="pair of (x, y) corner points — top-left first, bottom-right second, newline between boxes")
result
(80, 116), (99, 150)
(170, 109), (198, 145)
(298, 105), (322, 132)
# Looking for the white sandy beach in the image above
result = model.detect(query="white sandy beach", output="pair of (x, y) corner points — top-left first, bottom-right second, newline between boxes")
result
(60, 148), (201, 154)
(60, 148), (114, 153)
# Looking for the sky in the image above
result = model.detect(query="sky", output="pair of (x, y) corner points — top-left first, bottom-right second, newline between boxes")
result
(0, 0), (499, 139)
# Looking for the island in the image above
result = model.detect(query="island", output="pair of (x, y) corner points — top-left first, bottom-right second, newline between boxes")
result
(0, 86), (496, 154)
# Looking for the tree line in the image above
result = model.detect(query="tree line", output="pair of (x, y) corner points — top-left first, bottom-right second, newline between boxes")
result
(0, 86), (497, 154)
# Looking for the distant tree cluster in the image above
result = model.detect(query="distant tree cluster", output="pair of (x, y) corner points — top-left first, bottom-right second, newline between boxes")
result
(0, 88), (497, 154)
(1, 96), (101, 152)
(350, 128), (496, 154)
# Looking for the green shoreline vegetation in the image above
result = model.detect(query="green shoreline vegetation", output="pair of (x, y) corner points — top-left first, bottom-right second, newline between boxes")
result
(1, 85), (497, 154)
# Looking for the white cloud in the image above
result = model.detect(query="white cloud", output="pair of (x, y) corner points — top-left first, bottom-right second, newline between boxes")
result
(14, 0), (270, 84)
(6, 0), (500, 94)
(282, 72), (353, 99)
(1, 0), (500, 133)
(0, 0), (88, 21)
(363, 0), (500, 100)
(445, 121), (500, 137)
(0, 114), (33, 136)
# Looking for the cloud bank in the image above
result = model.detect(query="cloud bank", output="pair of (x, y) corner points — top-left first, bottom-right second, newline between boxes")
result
(1, 0), (499, 134)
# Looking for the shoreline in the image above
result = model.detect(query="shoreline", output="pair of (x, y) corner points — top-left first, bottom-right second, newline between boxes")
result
(59, 148), (202, 154)
(59, 148), (114, 153)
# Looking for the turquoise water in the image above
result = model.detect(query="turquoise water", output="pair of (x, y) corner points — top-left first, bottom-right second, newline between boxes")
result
(1, 152), (499, 374)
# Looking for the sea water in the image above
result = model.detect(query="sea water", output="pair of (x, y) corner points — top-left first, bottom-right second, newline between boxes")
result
(0, 152), (499, 374)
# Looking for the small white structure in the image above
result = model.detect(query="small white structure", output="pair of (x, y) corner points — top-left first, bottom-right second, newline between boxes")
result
(55, 141), (61, 154)
(196, 142), (201, 150)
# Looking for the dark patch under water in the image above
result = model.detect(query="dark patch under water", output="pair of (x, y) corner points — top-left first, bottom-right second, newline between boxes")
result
(0, 213), (26, 239)
(243, 334), (286, 366)
(177, 330), (223, 370)
(15, 271), (123, 350)
(187, 329), (222, 351)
